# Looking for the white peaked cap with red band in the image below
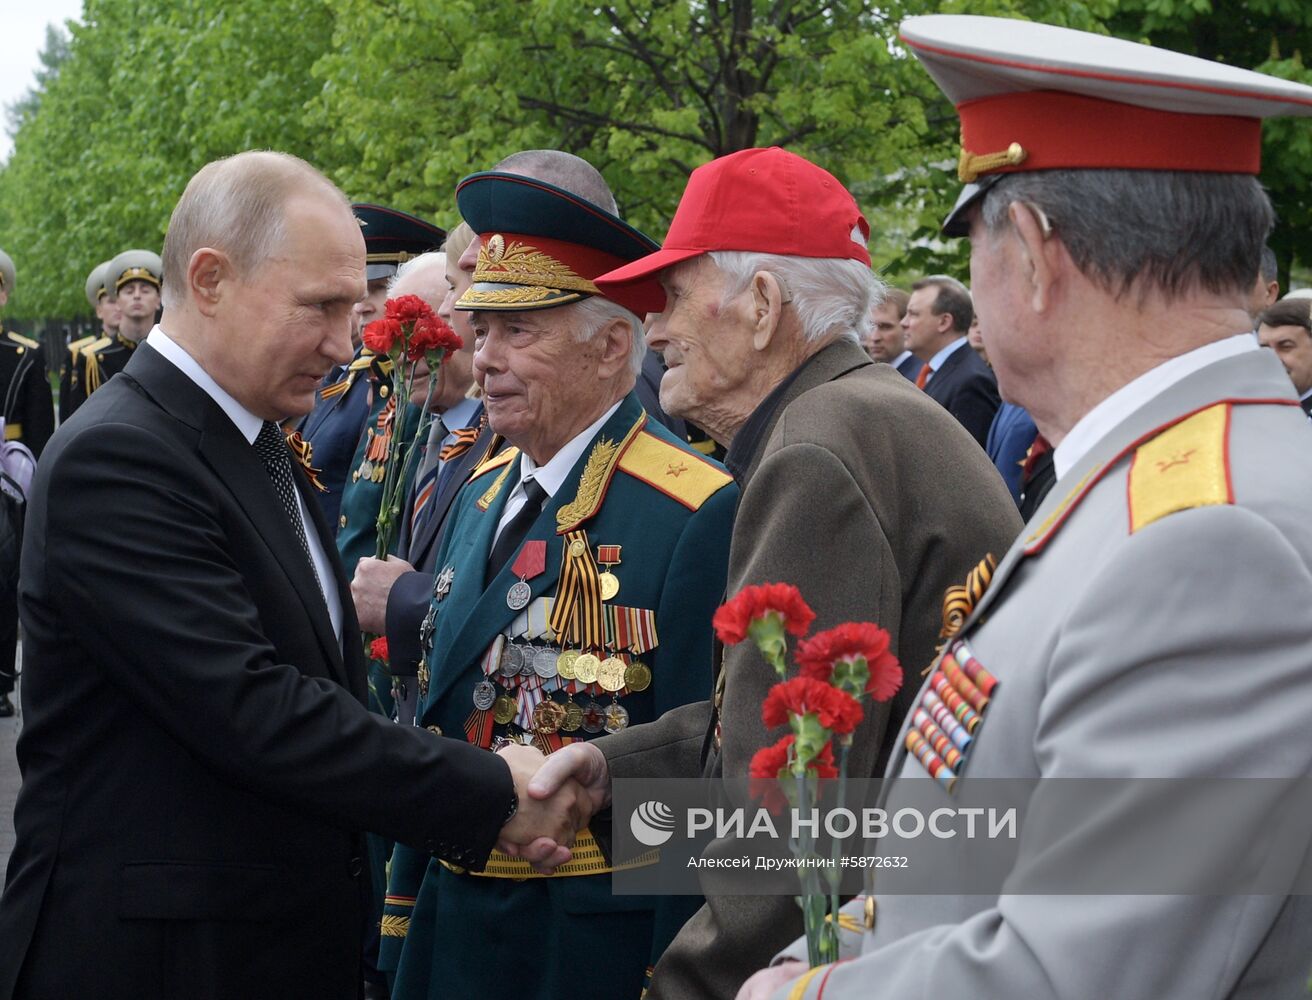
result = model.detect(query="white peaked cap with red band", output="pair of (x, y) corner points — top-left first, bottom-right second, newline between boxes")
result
(898, 15), (1312, 235)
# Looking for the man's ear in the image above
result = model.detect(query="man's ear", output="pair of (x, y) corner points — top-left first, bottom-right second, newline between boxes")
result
(1007, 202), (1065, 315)
(594, 316), (635, 380)
(748, 271), (785, 352)
(188, 248), (230, 318)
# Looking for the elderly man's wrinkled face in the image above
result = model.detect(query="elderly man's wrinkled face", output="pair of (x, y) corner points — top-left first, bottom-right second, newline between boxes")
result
(471, 305), (608, 459)
(213, 193), (362, 420)
(422, 239), (480, 413)
(647, 256), (758, 433)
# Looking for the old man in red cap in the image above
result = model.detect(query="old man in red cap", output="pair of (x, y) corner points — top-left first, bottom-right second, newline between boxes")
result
(528, 146), (1020, 998)
(738, 14), (1312, 1000)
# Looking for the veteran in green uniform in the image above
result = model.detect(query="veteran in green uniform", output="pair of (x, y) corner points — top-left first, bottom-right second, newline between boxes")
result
(384, 172), (737, 1000)
(63, 249), (160, 418)
(741, 16), (1312, 1000)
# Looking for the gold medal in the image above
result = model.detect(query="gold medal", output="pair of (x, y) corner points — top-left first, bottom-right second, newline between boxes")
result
(573, 653), (600, 685)
(561, 700), (584, 732)
(417, 661), (430, 698)
(604, 702), (630, 733)
(597, 656), (627, 693)
(532, 700), (566, 735)
(568, 538), (587, 558)
(492, 694), (517, 725)
(556, 649), (579, 680)
(598, 571), (620, 601)
(624, 660), (652, 692)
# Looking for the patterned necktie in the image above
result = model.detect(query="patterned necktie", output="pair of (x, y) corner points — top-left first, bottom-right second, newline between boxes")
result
(915, 363), (933, 390)
(254, 421), (316, 574)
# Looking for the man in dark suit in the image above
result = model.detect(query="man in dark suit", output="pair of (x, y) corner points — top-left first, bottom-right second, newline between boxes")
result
(862, 287), (924, 381)
(903, 274), (1000, 445)
(1257, 297), (1312, 419)
(0, 151), (583, 1000)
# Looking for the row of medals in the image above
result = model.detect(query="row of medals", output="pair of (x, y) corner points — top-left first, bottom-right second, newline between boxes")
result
(472, 642), (652, 736)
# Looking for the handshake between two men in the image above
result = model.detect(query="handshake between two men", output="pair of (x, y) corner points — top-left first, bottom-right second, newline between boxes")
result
(495, 742), (611, 872)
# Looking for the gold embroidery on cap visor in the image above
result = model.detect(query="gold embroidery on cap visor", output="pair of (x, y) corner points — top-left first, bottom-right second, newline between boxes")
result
(116, 266), (161, 289)
(456, 234), (600, 311)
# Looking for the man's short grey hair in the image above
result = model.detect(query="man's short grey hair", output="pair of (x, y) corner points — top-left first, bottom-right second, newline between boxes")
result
(706, 251), (883, 345)
(1260, 244), (1278, 284)
(911, 274), (973, 333)
(980, 169), (1274, 303)
(494, 150), (618, 214)
(161, 150), (347, 309)
(571, 296), (645, 377)
(390, 251), (447, 291)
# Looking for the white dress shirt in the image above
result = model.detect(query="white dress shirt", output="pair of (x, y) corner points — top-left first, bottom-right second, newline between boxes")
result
(1054, 333), (1258, 480)
(492, 401), (623, 547)
(147, 326), (344, 641)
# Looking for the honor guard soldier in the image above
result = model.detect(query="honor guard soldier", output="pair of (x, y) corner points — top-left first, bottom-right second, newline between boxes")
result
(737, 16), (1312, 1000)
(0, 248), (55, 459)
(298, 204), (445, 533)
(63, 249), (161, 418)
(383, 171), (737, 1000)
(60, 261), (119, 423)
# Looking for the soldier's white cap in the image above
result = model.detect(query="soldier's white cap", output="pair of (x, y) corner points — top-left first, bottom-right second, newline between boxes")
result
(899, 15), (1312, 236)
(106, 249), (163, 292)
(0, 249), (13, 296)
(85, 260), (112, 308)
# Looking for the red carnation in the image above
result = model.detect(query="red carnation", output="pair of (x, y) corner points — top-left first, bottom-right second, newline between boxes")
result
(369, 636), (389, 664)
(749, 734), (838, 813)
(384, 294), (435, 326)
(762, 676), (863, 735)
(713, 582), (816, 646)
(406, 314), (463, 361)
(362, 318), (401, 356)
(797, 622), (903, 700)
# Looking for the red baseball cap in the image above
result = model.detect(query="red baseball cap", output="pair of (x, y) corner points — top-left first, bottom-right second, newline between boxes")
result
(595, 147), (871, 303)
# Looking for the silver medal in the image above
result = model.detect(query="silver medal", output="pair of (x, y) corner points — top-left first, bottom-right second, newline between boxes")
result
(472, 680), (497, 711)
(501, 642), (524, 679)
(533, 647), (558, 679)
(434, 565), (455, 601)
(506, 580), (532, 611)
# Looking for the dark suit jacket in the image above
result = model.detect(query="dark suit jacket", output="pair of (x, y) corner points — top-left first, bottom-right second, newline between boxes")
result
(923, 340), (1000, 447)
(0, 344), (512, 1000)
(595, 339), (1022, 999)
(895, 351), (925, 382)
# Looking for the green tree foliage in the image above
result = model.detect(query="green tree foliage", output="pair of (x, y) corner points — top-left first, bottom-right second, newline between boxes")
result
(0, 0), (1308, 318)
(0, 0), (334, 320)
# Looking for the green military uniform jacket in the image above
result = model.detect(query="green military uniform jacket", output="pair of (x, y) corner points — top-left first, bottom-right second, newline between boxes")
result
(384, 393), (737, 1000)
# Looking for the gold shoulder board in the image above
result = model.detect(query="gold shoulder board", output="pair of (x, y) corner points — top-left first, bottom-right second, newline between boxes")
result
(1127, 403), (1232, 534)
(617, 430), (733, 512)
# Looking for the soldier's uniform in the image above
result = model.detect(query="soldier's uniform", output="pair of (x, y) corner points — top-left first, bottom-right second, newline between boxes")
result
(0, 248), (53, 716)
(63, 250), (161, 419)
(297, 204), (445, 533)
(771, 16), (1312, 1000)
(60, 261), (112, 424)
(383, 173), (737, 1000)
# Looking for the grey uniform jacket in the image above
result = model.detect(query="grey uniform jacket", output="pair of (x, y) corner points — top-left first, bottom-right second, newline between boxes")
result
(776, 346), (1312, 999)
(595, 339), (1022, 999)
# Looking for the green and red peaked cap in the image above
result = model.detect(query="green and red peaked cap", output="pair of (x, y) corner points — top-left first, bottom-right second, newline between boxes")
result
(595, 147), (871, 310)
(898, 15), (1312, 236)
(454, 171), (664, 316)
